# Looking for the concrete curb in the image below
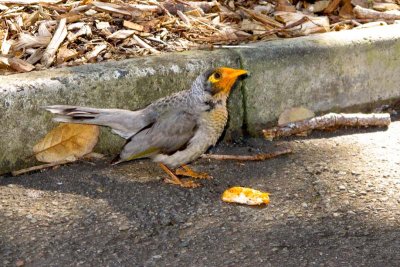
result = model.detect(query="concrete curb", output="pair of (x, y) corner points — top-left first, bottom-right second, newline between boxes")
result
(1, 24), (400, 173)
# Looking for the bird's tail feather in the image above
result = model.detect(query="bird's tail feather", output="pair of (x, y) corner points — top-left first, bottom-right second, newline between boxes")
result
(44, 105), (152, 139)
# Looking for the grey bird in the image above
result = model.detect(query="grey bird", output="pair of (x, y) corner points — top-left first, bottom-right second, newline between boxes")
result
(45, 67), (248, 188)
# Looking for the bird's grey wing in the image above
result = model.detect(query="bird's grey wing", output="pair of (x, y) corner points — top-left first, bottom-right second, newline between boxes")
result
(44, 105), (157, 139)
(116, 110), (198, 162)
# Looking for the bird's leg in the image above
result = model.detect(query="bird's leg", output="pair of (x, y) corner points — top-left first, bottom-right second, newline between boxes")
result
(175, 164), (213, 179)
(158, 163), (200, 188)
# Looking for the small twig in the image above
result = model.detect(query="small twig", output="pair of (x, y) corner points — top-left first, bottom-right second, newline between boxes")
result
(201, 148), (292, 161)
(11, 160), (71, 176)
(263, 113), (391, 140)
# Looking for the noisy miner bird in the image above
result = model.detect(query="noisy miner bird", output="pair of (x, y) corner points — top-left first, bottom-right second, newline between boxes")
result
(45, 67), (248, 188)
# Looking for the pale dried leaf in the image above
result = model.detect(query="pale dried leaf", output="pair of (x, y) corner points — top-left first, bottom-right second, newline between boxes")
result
(107, 29), (135, 39)
(278, 107), (315, 126)
(33, 123), (100, 163)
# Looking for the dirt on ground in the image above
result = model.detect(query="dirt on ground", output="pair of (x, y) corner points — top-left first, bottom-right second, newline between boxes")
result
(1, 121), (400, 267)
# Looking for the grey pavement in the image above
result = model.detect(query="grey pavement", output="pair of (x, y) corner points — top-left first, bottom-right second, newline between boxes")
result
(1, 119), (399, 266)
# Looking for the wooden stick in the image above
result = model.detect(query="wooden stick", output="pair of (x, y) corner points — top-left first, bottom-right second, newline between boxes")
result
(354, 5), (400, 20)
(133, 34), (159, 53)
(11, 160), (71, 176)
(263, 113), (391, 140)
(201, 148), (292, 161)
(41, 18), (67, 67)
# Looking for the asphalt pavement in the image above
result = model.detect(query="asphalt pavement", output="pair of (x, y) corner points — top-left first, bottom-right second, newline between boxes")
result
(1, 122), (399, 267)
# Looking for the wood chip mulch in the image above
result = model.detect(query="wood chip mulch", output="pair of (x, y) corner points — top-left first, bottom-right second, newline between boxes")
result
(0, 0), (398, 75)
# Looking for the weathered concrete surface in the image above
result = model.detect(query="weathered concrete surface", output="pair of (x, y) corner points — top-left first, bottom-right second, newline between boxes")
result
(239, 24), (400, 134)
(2, 24), (400, 173)
(0, 50), (243, 173)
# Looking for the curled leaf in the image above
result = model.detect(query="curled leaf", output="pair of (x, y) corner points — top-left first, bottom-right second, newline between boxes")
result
(33, 123), (100, 163)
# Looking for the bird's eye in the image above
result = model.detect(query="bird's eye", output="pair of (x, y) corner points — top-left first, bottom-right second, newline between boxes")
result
(213, 72), (221, 79)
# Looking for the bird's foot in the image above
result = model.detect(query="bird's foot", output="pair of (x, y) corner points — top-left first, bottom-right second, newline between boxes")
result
(163, 178), (201, 188)
(159, 163), (201, 188)
(175, 165), (213, 179)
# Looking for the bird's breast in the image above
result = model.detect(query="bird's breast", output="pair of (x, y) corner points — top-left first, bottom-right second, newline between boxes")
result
(200, 105), (228, 145)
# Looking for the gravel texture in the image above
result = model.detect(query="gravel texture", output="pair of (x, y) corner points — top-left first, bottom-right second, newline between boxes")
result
(1, 121), (400, 267)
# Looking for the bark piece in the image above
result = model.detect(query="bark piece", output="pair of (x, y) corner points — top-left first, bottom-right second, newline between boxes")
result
(123, 20), (144, 31)
(41, 18), (67, 67)
(324, 0), (341, 14)
(354, 5), (400, 20)
(85, 43), (107, 61)
(263, 113), (391, 140)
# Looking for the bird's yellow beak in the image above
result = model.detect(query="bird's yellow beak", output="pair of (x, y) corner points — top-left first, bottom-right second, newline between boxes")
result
(221, 67), (248, 78)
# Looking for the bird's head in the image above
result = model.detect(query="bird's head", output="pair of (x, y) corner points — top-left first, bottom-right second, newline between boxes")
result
(204, 67), (248, 98)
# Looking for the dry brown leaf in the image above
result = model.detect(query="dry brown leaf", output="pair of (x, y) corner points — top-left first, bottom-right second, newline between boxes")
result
(33, 123), (100, 163)
(278, 107), (315, 126)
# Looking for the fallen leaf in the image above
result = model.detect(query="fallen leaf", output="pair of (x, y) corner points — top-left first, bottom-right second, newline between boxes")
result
(33, 123), (100, 163)
(222, 186), (270, 205)
(278, 107), (315, 126)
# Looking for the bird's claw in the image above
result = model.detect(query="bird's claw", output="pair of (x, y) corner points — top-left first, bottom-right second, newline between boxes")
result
(175, 166), (213, 180)
(164, 178), (201, 188)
